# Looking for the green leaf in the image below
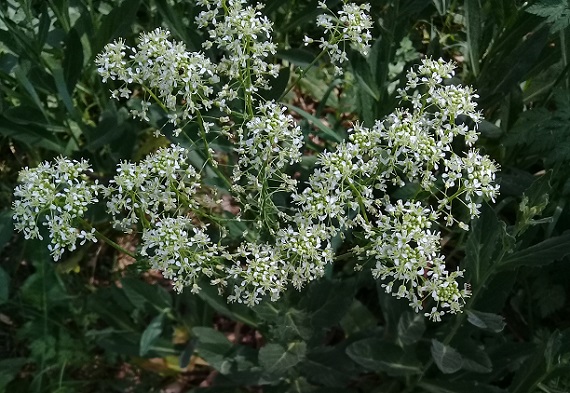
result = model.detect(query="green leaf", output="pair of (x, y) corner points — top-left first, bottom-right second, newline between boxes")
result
(499, 231), (570, 270)
(301, 347), (355, 387)
(504, 91), (570, 166)
(62, 27), (84, 93)
(299, 279), (355, 329)
(456, 340), (493, 373)
(464, 205), (508, 287)
(478, 26), (549, 107)
(465, 0), (482, 76)
(396, 312), (426, 347)
(121, 277), (172, 312)
(93, 0), (141, 58)
(179, 338), (197, 368)
(527, 0), (570, 33)
(0, 266), (9, 305)
(339, 299), (377, 336)
(284, 103), (343, 142)
(197, 284), (258, 328)
(346, 338), (422, 376)
(259, 342), (306, 375)
(13, 65), (48, 120)
(466, 310), (506, 333)
(140, 312), (165, 356)
(50, 65), (78, 117)
(430, 339), (463, 374)
(192, 327), (233, 371)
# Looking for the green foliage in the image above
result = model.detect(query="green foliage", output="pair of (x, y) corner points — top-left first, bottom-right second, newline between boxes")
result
(1, 0), (570, 392)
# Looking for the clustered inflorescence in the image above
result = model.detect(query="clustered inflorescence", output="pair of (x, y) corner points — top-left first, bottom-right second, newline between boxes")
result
(13, 0), (499, 321)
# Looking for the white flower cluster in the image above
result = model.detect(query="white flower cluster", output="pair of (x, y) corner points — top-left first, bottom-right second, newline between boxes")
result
(365, 200), (470, 321)
(305, 1), (373, 74)
(289, 58), (499, 320)
(105, 144), (201, 232)
(397, 58), (500, 225)
(231, 101), (303, 227)
(96, 28), (220, 127)
(224, 221), (333, 306)
(196, 0), (279, 92)
(15, 0), (500, 323)
(140, 217), (220, 294)
(12, 158), (101, 261)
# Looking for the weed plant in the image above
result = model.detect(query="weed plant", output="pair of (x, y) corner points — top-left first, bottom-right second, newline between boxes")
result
(1, 0), (570, 392)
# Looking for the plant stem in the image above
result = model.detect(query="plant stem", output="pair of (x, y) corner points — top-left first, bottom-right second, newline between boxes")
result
(278, 49), (327, 101)
(78, 219), (136, 258)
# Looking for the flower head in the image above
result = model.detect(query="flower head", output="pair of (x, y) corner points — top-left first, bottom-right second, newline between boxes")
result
(13, 157), (101, 261)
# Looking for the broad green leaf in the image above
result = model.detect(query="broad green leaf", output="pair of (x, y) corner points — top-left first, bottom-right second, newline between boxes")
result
(0, 266), (9, 305)
(464, 205), (508, 287)
(346, 338), (422, 376)
(430, 339), (463, 374)
(466, 310), (506, 333)
(140, 312), (164, 356)
(192, 327), (233, 371)
(340, 299), (377, 336)
(456, 340), (493, 373)
(192, 327), (232, 348)
(259, 342), (306, 375)
(396, 312), (426, 347)
(499, 232), (570, 270)
(299, 279), (355, 329)
(301, 347), (356, 387)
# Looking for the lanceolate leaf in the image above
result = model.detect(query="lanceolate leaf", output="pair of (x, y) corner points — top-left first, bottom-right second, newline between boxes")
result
(499, 231), (570, 270)
(346, 338), (422, 376)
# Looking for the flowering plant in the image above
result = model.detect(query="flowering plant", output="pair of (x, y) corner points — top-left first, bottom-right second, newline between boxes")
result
(12, 0), (499, 322)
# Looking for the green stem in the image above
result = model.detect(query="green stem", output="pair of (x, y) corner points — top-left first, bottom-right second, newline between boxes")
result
(278, 49), (327, 101)
(196, 112), (232, 189)
(78, 219), (136, 258)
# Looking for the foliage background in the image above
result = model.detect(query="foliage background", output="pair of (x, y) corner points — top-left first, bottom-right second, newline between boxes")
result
(1, 0), (570, 392)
